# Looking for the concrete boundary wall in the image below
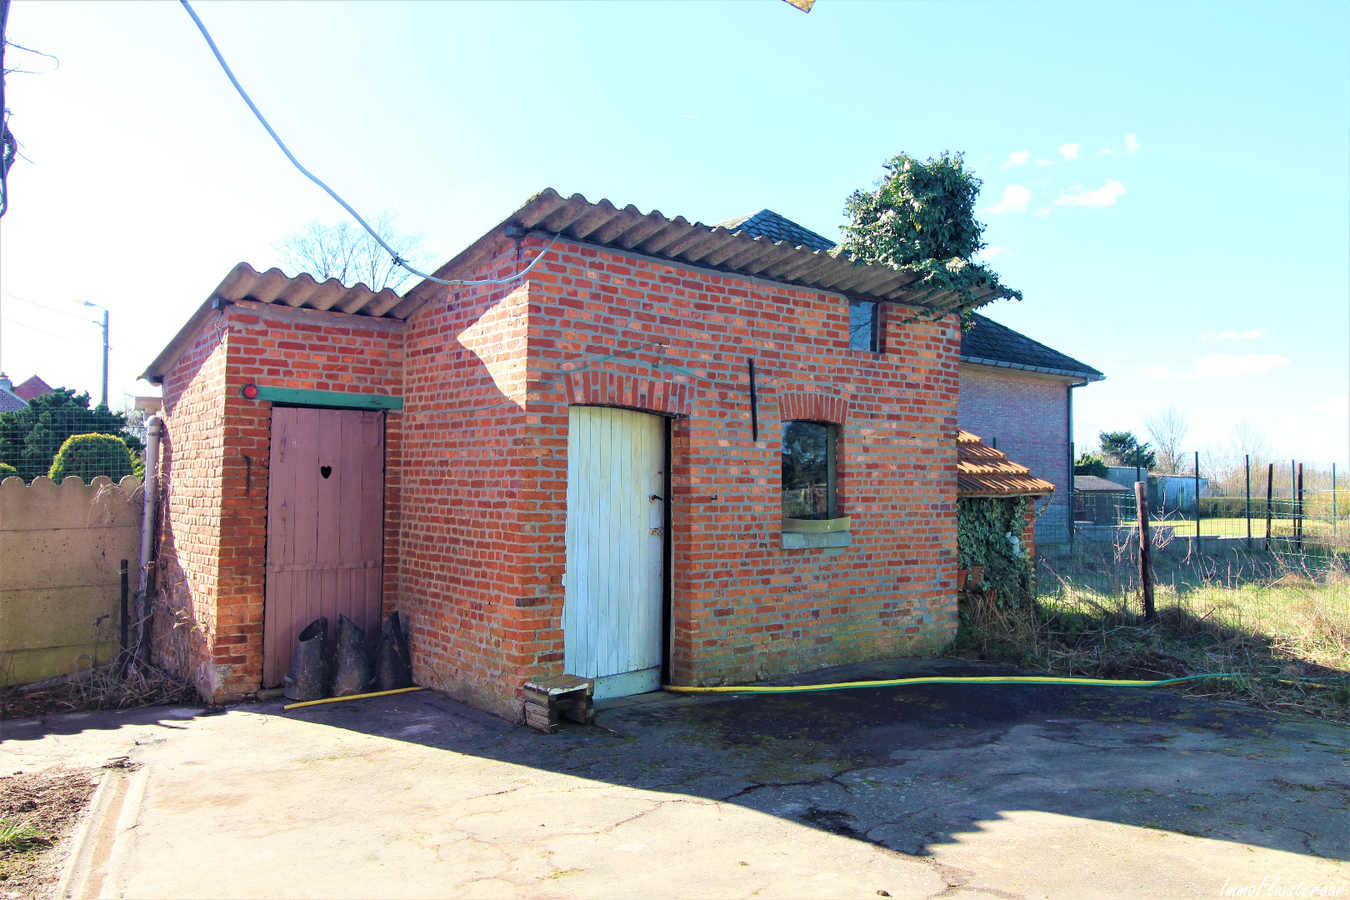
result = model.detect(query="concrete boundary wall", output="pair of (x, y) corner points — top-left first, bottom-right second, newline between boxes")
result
(0, 475), (143, 686)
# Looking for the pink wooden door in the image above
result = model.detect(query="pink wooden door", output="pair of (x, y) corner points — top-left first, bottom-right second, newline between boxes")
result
(263, 407), (385, 688)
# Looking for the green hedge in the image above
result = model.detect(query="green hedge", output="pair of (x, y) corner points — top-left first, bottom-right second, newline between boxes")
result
(0, 461), (16, 479)
(48, 433), (135, 483)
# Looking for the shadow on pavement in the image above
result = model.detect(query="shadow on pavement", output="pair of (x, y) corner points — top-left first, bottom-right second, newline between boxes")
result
(272, 657), (1350, 862)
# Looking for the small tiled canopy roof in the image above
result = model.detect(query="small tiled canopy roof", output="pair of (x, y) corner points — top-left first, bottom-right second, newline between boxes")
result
(957, 430), (1055, 498)
(1073, 474), (1130, 493)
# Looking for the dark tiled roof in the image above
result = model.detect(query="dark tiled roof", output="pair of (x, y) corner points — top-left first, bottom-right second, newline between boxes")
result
(714, 210), (837, 252)
(957, 430), (1056, 498)
(1073, 475), (1129, 493)
(0, 388), (27, 413)
(960, 313), (1104, 381)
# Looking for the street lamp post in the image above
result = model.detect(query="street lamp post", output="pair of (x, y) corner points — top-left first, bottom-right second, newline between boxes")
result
(79, 300), (110, 408)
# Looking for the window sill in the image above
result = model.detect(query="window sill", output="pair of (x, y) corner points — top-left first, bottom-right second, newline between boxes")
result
(781, 530), (852, 550)
(781, 516), (851, 533)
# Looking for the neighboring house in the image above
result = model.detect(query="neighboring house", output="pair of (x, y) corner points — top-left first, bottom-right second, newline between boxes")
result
(1101, 466), (1209, 516)
(144, 188), (1011, 719)
(13, 375), (53, 403)
(1072, 474), (1130, 525)
(957, 315), (1104, 546)
(0, 374), (28, 413)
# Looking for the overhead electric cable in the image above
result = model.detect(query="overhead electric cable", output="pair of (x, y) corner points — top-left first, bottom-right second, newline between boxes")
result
(179, 0), (555, 288)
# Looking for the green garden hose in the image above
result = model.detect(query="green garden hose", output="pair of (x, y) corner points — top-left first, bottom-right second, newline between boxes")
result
(662, 673), (1236, 695)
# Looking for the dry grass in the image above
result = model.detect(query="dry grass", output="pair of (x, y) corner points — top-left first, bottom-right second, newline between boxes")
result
(950, 543), (1350, 722)
(0, 663), (197, 721)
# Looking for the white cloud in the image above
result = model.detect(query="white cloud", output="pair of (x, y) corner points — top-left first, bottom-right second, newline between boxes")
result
(1035, 158), (1051, 166)
(1058, 142), (1080, 161)
(1199, 328), (1265, 342)
(977, 245), (1012, 260)
(1002, 150), (1030, 168)
(1034, 207), (1051, 217)
(1192, 353), (1289, 377)
(1138, 353), (1291, 380)
(1098, 134), (1142, 156)
(1055, 179), (1126, 208)
(1314, 395), (1350, 416)
(986, 184), (1032, 214)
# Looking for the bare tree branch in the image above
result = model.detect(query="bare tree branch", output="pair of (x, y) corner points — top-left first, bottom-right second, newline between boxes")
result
(1144, 403), (1190, 474)
(274, 210), (430, 292)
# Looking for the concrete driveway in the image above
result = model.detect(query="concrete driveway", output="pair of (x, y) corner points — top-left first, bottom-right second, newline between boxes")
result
(4, 659), (1346, 899)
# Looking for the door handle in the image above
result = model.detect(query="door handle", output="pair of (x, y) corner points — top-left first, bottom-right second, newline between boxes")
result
(650, 494), (663, 502)
(650, 527), (663, 536)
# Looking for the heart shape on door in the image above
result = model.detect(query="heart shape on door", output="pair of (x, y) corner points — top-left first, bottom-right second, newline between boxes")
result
(320, 466), (332, 479)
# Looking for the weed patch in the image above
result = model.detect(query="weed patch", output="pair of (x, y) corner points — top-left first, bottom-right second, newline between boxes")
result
(948, 544), (1349, 722)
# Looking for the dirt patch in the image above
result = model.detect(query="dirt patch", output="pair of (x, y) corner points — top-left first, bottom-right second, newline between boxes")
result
(0, 768), (100, 900)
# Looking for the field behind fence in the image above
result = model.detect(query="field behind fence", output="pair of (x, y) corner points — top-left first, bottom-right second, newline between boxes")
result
(1080, 454), (1348, 553)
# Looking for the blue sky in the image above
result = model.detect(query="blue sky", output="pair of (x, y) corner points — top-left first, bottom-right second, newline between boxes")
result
(1, 1), (1346, 466)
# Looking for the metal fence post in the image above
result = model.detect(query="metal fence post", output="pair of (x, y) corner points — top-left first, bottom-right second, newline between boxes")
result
(1194, 450), (1201, 543)
(1296, 463), (1304, 551)
(1245, 454), (1251, 551)
(1265, 463), (1274, 551)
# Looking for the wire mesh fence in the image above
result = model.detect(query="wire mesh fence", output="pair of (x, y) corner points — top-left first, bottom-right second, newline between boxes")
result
(0, 402), (147, 484)
(1074, 455), (1348, 553)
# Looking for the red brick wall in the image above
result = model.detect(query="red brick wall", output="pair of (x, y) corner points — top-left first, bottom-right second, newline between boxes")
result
(396, 235), (963, 719)
(957, 365), (1071, 544)
(155, 312), (229, 694)
(156, 302), (404, 702)
(158, 237), (965, 715)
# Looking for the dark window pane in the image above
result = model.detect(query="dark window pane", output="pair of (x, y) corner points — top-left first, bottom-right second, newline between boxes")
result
(849, 300), (877, 352)
(782, 421), (833, 519)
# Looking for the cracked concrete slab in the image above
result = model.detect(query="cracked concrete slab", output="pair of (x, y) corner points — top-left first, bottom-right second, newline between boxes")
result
(2, 658), (1345, 898)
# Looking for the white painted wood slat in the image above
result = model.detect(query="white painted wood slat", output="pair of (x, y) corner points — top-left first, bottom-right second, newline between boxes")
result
(563, 406), (665, 699)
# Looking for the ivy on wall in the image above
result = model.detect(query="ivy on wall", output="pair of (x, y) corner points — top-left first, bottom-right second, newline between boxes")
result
(957, 497), (1034, 606)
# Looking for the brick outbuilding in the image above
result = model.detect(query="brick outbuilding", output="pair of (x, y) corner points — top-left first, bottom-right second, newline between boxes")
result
(144, 190), (1006, 720)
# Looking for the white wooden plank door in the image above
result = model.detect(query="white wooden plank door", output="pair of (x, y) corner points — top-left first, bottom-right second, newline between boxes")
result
(563, 406), (665, 699)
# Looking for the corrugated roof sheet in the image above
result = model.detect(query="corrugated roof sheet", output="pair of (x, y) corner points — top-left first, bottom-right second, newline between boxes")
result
(715, 209), (837, 252)
(957, 430), (1056, 498)
(143, 264), (405, 384)
(406, 188), (999, 313)
(960, 313), (1104, 381)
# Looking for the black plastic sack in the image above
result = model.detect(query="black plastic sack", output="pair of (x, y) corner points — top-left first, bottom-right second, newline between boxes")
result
(330, 615), (374, 697)
(374, 612), (412, 691)
(283, 617), (329, 702)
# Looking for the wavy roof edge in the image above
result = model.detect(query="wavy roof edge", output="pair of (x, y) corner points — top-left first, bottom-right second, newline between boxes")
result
(146, 189), (1003, 384)
(404, 188), (1000, 312)
(142, 263), (404, 384)
(957, 429), (1056, 498)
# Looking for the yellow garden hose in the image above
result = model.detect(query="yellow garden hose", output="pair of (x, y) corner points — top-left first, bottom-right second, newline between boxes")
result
(283, 686), (421, 711)
(662, 674), (1235, 695)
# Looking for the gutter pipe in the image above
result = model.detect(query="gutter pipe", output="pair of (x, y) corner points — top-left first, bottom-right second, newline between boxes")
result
(135, 414), (163, 665)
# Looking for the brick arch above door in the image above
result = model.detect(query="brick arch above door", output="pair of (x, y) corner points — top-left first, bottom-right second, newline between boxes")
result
(775, 387), (850, 426)
(561, 370), (692, 418)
